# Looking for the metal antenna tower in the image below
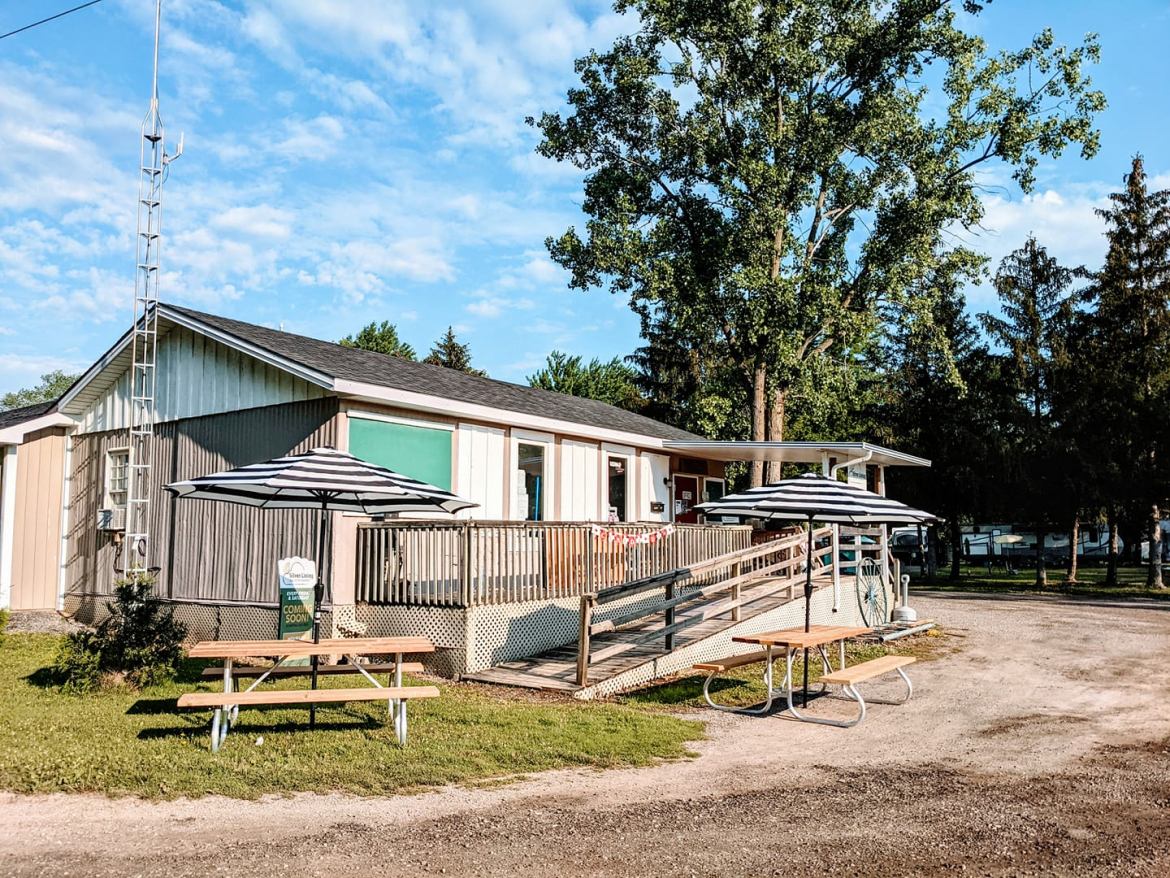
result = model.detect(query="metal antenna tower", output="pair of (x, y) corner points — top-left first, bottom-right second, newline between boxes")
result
(125, 0), (182, 577)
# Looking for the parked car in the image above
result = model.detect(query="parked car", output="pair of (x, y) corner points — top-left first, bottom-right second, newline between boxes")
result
(889, 529), (924, 567)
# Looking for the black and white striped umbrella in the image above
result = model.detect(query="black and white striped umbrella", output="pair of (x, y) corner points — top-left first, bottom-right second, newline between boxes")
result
(697, 472), (935, 659)
(165, 447), (475, 725)
(695, 472), (935, 525)
(164, 447), (476, 516)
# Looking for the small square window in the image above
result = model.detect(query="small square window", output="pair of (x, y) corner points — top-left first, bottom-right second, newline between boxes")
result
(107, 450), (129, 510)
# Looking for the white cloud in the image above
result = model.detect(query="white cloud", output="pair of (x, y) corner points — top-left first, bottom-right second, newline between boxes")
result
(0, 326), (14, 336)
(466, 295), (535, 318)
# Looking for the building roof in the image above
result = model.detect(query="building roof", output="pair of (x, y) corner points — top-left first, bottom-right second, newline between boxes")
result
(0, 400), (58, 432)
(62, 303), (705, 443)
(662, 440), (930, 468)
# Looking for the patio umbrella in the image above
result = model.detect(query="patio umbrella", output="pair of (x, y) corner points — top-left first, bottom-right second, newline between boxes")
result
(697, 472), (935, 703)
(165, 446), (476, 726)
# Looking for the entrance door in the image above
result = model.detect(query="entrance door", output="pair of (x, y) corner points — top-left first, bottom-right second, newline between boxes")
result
(674, 475), (699, 523)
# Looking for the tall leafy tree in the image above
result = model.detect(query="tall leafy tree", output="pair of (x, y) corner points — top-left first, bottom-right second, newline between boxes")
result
(528, 351), (645, 411)
(978, 238), (1075, 588)
(339, 321), (416, 360)
(0, 370), (78, 411)
(1080, 157), (1170, 588)
(531, 0), (1105, 485)
(423, 327), (487, 376)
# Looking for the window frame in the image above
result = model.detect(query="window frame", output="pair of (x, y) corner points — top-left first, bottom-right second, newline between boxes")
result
(509, 429), (555, 522)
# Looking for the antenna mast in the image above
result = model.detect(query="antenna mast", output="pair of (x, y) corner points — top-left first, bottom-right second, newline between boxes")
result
(125, 0), (181, 577)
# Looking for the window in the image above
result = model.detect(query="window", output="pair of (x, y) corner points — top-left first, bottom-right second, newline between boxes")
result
(703, 478), (725, 503)
(518, 443), (545, 521)
(106, 450), (129, 511)
(607, 456), (628, 522)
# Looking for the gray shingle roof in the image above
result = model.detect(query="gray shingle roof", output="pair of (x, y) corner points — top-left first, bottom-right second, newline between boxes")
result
(0, 399), (57, 431)
(163, 304), (705, 442)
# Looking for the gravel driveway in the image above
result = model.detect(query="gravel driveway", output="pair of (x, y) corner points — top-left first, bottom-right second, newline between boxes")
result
(2, 591), (1168, 877)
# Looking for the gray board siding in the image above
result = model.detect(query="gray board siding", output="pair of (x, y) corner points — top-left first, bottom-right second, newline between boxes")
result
(66, 397), (339, 604)
(163, 303), (704, 442)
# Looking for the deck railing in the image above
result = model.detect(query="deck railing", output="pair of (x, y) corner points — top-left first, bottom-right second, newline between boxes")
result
(355, 521), (753, 607)
(574, 527), (833, 685)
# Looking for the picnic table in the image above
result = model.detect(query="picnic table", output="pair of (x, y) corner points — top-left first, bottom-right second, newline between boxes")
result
(693, 625), (915, 727)
(179, 637), (439, 752)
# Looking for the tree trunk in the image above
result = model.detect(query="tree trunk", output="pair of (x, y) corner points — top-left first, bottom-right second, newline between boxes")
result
(1066, 517), (1079, 584)
(765, 389), (785, 484)
(1106, 508), (1119, 587)
(948, 518), (961, 581)
(749, 365), (766, 487)
(1035, 527), (1047, 589)
(1147, 503), (1163, 588)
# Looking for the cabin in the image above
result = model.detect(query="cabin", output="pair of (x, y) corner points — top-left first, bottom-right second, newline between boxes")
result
(2, 303), (930, 690)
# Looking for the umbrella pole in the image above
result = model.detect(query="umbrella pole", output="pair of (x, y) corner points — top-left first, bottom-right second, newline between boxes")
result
(310, 504), (327, 730)
(803, 516), (814, 707)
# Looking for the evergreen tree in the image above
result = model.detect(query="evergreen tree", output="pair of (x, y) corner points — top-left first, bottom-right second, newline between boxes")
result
(339, 321), (416, 360)
(423, 327), (487, 376)
(978, 238), (1075, 588)
(1080, 157), (1170, 587)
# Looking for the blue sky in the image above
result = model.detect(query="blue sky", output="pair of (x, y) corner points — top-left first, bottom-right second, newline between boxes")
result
(0, 0), (1167, 398)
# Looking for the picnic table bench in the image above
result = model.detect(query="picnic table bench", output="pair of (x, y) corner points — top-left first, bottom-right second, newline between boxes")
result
(179, 637), (438, 751)
(695, 625), (915, 726)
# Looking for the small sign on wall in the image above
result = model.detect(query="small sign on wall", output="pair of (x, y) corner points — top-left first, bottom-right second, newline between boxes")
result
(846, 465), (867, 490)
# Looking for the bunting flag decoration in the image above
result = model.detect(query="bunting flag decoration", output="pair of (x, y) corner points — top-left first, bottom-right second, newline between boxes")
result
(590, 523), (676, 546)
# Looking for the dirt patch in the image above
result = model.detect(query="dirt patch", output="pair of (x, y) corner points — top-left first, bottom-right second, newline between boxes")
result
(2, 593), (1169, 876)
(4, 611), (87, 636)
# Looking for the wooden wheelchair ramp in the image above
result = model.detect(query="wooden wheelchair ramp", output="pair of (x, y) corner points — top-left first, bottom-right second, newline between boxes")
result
(462, 531), (840, 699)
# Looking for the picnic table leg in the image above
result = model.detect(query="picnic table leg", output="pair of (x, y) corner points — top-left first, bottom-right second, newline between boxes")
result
(394, 652), (406, 745)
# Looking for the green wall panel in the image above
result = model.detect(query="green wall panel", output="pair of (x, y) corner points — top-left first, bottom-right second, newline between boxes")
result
(348, 417), (452, 490)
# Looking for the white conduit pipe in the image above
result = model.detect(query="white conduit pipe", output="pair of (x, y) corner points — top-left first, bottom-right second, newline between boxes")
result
(828, 451), (873, 614)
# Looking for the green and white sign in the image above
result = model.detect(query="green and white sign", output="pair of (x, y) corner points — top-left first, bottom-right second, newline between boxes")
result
(278, 556), (315, 643)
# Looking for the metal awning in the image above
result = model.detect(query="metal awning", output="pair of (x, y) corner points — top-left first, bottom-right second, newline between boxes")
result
(661, 441), (930, 468)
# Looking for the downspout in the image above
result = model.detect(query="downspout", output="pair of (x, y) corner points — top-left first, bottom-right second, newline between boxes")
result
(829, 452), (874, 614)
(0, 445), (18, 610)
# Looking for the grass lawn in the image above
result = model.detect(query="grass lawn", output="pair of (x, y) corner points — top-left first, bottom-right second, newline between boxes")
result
(909, 563), (1170, 600)
(0, 633), (703, 800)
(619, 634), (946, 711)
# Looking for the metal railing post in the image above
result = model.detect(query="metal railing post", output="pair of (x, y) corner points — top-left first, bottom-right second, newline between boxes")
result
(731, 560), (742, 622)
(664, 576), (675, 651)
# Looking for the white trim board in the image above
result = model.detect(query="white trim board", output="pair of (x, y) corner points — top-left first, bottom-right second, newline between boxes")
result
(335, 379), (672, 452)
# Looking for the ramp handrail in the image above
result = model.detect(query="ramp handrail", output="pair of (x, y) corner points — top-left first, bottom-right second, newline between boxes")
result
(576, 526), (834, 686)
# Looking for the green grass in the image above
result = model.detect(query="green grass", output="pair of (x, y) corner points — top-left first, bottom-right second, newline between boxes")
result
(0, 634), (703, 800)
(619, 640), (931, 711)
(910, 563), (1170, 600)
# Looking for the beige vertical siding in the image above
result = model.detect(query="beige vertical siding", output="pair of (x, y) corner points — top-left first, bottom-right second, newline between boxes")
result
(10, 428), (67, 610)
(79, 327), (328, 433)
(66, 397), (340, 605)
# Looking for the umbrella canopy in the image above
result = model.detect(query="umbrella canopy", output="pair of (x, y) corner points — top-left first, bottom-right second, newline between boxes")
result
(695, 472), (935, 525)
(164, 447), (476, 516)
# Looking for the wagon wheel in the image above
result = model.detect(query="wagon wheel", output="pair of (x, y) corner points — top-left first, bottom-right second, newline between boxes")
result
(856, 558), (887, 627)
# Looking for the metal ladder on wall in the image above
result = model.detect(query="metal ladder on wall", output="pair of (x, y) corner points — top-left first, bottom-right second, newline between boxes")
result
(124, 0), (181, 577)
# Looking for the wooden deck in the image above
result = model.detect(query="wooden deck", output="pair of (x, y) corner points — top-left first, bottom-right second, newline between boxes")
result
(462, 573), (832, 693)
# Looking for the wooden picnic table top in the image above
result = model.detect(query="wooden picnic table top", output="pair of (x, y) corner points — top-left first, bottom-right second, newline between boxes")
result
(732, 624), (873, 649)
(188, 637), (436, 659)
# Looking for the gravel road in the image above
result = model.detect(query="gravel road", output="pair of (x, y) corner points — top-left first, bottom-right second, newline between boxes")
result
(2, 592), (1168, 877)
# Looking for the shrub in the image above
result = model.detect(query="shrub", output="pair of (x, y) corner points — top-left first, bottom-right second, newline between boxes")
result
(0, 607), (9, 646)
(53, 574), (187, 693)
